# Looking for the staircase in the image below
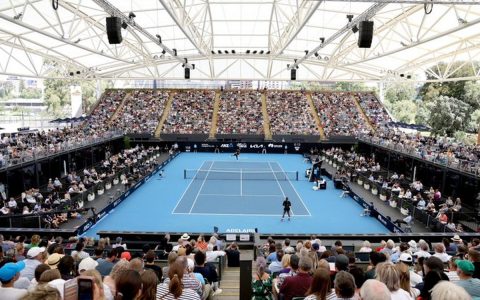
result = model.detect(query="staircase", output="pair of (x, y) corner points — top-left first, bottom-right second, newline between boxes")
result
(209, 90), (221, 140)
(261, 93), (273, 141)
(155, 91), (175, 137)
(306, 92), (326, 139)
(217, 267), (240, 300)
(108, 92), (131, 126)
(352, 94), (375, 132)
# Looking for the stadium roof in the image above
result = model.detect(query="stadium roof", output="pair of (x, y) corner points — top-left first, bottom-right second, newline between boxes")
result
(1, 0), (480, 82)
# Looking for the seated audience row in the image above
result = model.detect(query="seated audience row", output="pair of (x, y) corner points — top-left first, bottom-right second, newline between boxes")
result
(217, 90), (263, 134)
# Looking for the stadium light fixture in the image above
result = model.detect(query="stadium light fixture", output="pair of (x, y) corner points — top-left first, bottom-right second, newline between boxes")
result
(246, 50), (250, 54)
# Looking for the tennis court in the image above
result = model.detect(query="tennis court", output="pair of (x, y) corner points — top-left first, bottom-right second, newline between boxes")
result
(173, 161), (310, 216)
(82, 152), (389, 236)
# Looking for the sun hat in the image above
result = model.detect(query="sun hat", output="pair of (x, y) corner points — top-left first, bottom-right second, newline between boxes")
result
(451, 235), (462, 242)
(46, 253), (65, 269)
(27, 246), (46, 258)
(180, 233), (190, 240)
(0, 261), (25, 281)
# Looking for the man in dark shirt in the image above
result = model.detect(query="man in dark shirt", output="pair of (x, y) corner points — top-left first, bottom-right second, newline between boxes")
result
(225, 242), (240, 267)
(143, 250), (162, 281)
(364, 252), (387, 280)
(280, 256), (313, 300)
(95, 248), (117, 277)
(281, 197), (292, 221)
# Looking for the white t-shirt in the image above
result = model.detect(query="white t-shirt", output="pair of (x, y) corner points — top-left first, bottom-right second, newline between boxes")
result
(0, 287), (28, 300)
(391, 288), (414, 300)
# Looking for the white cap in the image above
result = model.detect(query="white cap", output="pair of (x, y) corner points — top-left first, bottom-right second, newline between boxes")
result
(399, 253), (413, 263)
(78, 257), (98, 272)
(27, 247), (46, 258)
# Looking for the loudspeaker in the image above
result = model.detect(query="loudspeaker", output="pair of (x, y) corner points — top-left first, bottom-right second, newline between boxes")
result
(106, 17), (123, 44)
(357, 21), (374, 48)
(290, 69), (296, 81)
(184, 68), (190, 79)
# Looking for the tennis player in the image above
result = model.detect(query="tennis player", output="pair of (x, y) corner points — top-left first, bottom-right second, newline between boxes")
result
(232, 148), (240, 160)
(281, 197), (292, 221)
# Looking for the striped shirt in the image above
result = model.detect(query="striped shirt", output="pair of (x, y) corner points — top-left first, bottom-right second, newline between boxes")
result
(163, 274), (202, 297)
(156, 284), (200, 300)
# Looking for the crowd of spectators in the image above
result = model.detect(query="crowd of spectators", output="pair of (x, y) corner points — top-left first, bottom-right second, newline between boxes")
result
(162, 90), (215, 134)
(0, 145), (161, 229)
(325, 147), (467, 233)
(267, 91), (318, 135)
(114, 90), (169, 135)
(311, 92), (370, 136)
(356, 93), (392, 128)
(363, 127), (480, 175)
(0, 232), (239, 300)
(253, 235), (480, 300)
(0, 90), (128, 169)
(86, 90), (127, 134)
(216, 90), (263, 135)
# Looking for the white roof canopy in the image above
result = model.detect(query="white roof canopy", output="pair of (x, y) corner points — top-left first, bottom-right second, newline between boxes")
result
(0, 0), (480, 82)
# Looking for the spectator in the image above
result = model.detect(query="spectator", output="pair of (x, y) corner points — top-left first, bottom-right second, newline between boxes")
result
(156, 262), (200, 300)
(396, 262), (420, 298)
(96, 248), (117, 277)
(365, 252), (387, 280)
(359, 279), (391, 300)
(376, 262), (413, 299)
(251, 257), (272, 300)
(280, 256), (313, 300)
(433, 244), (451, 263)
(193, 250), (221, 295)
(305, 267), (333, 299)
(333, 271), (356, 300)
(217, 90), (263, 134)
(20, 247), (45, 281)
(455, 260), (480, 298)
(467, 248), (480, 279)
(224, 242), (240, 267)
(268, 250), (284, 274)
(115, 269), (143, 300)
(430, 280), (472, 300)
(163, 252), (178, 281)
(359, 241), (373, 253)
(0, 261), (27, 299)
(143, 250), (162, 281)
(104, 259), (129, 297)
(139, 269), (158, 300)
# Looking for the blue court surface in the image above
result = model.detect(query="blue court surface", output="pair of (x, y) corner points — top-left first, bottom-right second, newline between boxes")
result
(83, 153), (389, 236)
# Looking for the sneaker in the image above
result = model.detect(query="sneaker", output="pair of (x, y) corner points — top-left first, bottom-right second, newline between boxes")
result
(213, 289), (223, 296)
(288, 218), (290, 221)
(281, 218), (284, 222)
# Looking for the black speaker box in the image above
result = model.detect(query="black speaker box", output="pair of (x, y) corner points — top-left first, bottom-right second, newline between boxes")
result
(358, 21), (374, 48)
(290, 69), (296, 81)
(184, 68), (190, 79)
(106, 17), (123, 44)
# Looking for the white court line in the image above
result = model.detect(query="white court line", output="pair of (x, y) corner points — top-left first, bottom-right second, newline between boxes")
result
(268, 162), (294, 216)
(199, 193), (284, 197)
(171, 160), (206, 214)
(172, 212), (311, 217)
(188, 161), (213, 214)
(276, 162), (312, 217)
(240, 168), (243, 196)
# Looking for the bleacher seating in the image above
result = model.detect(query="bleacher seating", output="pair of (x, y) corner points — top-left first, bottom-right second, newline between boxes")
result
(217, 90), (263, 134)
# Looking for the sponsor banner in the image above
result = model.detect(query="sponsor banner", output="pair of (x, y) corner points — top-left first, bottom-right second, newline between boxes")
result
(225, 228), (255, 233)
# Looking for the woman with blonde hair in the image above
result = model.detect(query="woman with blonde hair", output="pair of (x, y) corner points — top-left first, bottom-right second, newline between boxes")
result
(376, 262), (413, 300)
(280, 254), (291, 273)
(156, 262), (200, 299)
(104, 259), (129, 296)
(396, 262), (420, 298)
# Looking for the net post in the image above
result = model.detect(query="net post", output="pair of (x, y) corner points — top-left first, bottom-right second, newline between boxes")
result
(296, 171), (298, 181)
(184, 169), (186, 179)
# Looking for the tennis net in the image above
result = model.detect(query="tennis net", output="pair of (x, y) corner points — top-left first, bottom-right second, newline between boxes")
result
(184, 169), (299, 181)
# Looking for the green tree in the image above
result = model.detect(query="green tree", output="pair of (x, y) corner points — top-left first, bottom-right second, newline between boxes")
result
(334, 82), (369, 92)
(463, 81), (480, 109)
(419, 61), (478, 102)
(428, 96), (471, 136)
(415, 101), (431, 125)
(385, 100), (417, 123)
(468, 109), (480, 132)
(384, 82), (417, 104)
